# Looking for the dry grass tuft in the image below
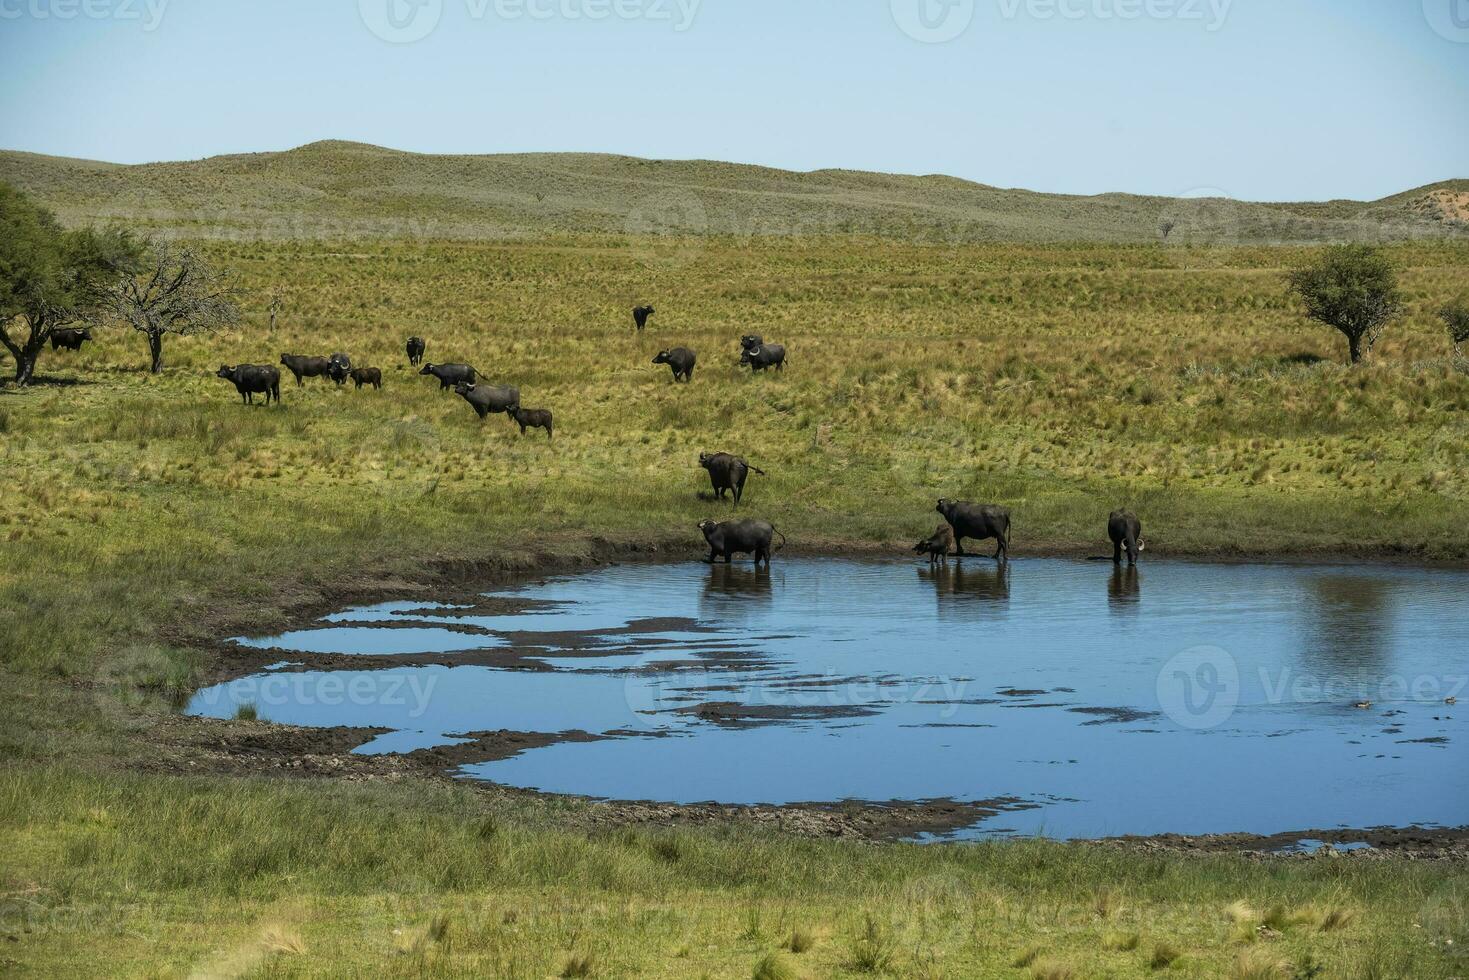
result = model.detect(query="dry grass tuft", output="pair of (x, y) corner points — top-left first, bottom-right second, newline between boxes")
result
(1012, 946), (1042, 968)
(1030, 957), (1076, 980)
(784, 926), (815, 954)
(560, 952), (595, 977)
(752, 952), (800, 980)
(258, 923), (305, 955)
(1101, 930), (1140, 951)
(1231, 947), (1293, 979)
(1149, 942), (1182, 969)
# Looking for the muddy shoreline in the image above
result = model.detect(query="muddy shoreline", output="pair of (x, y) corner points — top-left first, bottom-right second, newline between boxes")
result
(146, 540), (1469, 858)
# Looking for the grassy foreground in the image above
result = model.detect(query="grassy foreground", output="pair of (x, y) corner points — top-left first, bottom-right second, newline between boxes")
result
(2, 237), (1468, 976)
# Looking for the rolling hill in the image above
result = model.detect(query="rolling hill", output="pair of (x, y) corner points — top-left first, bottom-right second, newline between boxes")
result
(1, 139), (1464, 244)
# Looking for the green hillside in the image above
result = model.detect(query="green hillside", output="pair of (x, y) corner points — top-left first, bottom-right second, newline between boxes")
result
(1, 139), (1464, 243)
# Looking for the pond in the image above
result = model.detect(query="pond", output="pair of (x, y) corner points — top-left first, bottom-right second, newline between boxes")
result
(189, 558), (1468, 840)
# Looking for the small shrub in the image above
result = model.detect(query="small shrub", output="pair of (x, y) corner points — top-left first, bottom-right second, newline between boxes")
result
(1149, 942), (1181, 969)
(849, 915), (895, 974)
(751, 952), (799, 980)
(560, 953), (594, 978)
(234, 702), (259, 721)
(1102, 931), (1140, 951)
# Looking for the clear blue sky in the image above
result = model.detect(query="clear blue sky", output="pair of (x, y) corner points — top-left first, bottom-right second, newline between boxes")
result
(1, 0), (1465, 201)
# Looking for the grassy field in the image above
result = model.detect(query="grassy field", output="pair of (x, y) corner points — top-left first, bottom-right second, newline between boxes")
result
(2, 235), (1468, 977)
(3, 140), (1467, 243)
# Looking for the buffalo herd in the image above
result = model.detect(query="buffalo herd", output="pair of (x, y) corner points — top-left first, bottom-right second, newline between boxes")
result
(201, 304), (1141, 566)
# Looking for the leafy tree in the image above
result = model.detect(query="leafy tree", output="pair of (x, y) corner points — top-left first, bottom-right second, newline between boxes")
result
(1441, 300), (1469, 361)
(111, 238), (240, 373)
(0, 183), (135, 385)
(1286, 245), (1402, 365)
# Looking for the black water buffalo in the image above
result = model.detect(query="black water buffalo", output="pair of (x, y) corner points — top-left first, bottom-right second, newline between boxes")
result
(50, 327), (93, 351)
(699, 452), (765, 505)
(509, 406), (553, 439)
(740, 343), (786, 372)
(697, 518), (785, 565)
(633, 305), (655, 331)
(327, 352), (352, 385)
(216, 364), (280, 405)
(406, 336), (426, 366)
(1108, 510), (1146, 565)
(913, 523), (955, 565)
(453, 380), (520, 420)
(420, 362), (478, 390)
(652, 347), (696, 382)
(936, 498), (1011, 561)
(739, 334), (763, 351)
(279, 353), (331, 385)
(350, 367), (382, 390)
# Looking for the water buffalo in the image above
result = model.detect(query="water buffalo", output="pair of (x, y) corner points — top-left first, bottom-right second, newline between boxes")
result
(50, 327), (93, 351)
(699, 452), (765, 505)
(740, 343), (786, 372)
(350, 367), (382, 390)
(739, 334), (763, 352)
(508, 406), (553, 439)
(633, 305), (655, 331)
(279, 353), (331, 385)
(453, 380), (520, 420)
(327, 352), (352, 385)
(1108, 510), (1146, 565)
(936, 498), (1011, 561)
(420, 362), (478, 390)
(216, 364), (280, 405)
(913, 523), (955, 565)
(406, 336), (426, 366)
(653, 347), (696, 382)
(697, 518), (785, 565)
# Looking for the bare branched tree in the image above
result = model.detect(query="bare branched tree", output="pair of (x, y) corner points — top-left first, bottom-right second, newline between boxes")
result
(1442, 300), (1469, 367)
(1159, 219), (1176, 241)
(111, 239), (240, 373)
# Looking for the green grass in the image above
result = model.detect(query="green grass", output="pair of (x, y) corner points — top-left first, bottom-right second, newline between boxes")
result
(2, 766), (1464, 977)
(1, 235), (1467, 976)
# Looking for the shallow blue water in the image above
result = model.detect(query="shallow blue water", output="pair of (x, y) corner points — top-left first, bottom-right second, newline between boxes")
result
(188, 558), (1469, 839)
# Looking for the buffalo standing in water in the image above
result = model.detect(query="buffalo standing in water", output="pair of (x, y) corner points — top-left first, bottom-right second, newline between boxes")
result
(697, 518), (785, 565)
(652, 347), (696, 382)
(216, 364), (280, 405)
(935, 498), (1011, 561)
(1108, 510), (1146, 565)
(913, 523), (955, 565)
(632, 305), (655, 331)
(699, 452), (765, 504)
(406, 336), (426, 366)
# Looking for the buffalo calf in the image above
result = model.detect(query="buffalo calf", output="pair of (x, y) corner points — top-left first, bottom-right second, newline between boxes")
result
(633, 305), (655, 330)
(913, 523), (955, 565)
(508, 406), (553, 439)
(406, 336), (426, 366)
(350, 367), (382, 390)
